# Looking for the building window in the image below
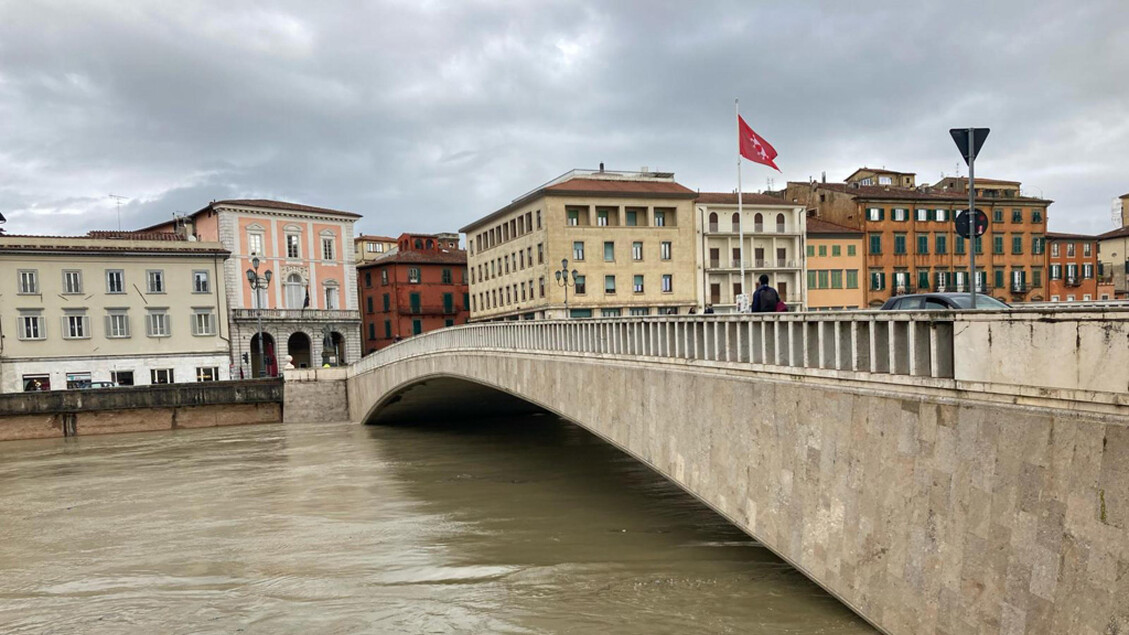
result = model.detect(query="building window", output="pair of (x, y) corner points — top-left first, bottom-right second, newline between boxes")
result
(601, 308), (622, 317)
(1084, 243), (1092, 257)
(18, 269), (39, 294)
(807, 245), (815, 257)
(892, 208), (908, 222)
(1032, 268), (1043, 288)
(846, 270), (859, 289)
(832, 245), (841, 257)
(994, 269), (1005, 288)
(807, 270), (817, 289)
(18, 312), (45, 340)
(993, 234), (1004, 254)
(324, 285), (339, 309)
(443, 292), (454, 313)
(574, 275), (586, 294)
(567, 209), (580, 226)
(1012, 209), (1023, 223)
(1050, 264), (1061, 280)
(934, 209), (948, 222)
(1067, 243), (1076, 257)
(151, 368), (174, 384)
(442, 268), (452, 284)
(917, 270), (929, 290)
(365, 271), (372, 288)
(147, 270), (165, 293)
(1032, 209), (1043, 223)
(633, 274), (644, 293)
(631, 241), (644, 261)
(625, 210), (638, 226)
(661, 274), (673, 293)
(653, 210), (666, 227)
(818, 245), (827, 256)
(384, 320), (392, 338)
(660, 241), (671, 260)
(63, 270), (83, 294)
(539, 277), (545, 298)
(993, 209), (1003, 223)
(870, 271), (886, 290)
(604, 275), (616, 294)
(193, 270), (210, 293)
(1032, 236), (1045, 255)
(106, 311), (130, 338)
(818, 270), (830, 289)
(106, 269), (125, 294)
(869, 234), (882, 254)
(248, 233), (264, 255)
(111, 370), (134, 386)
(954, 236), (966, 255)
(831, 270), (844, 289)
(573, 241), (585, 261)
(603, 241), (615, 261)
(366, 296), (374, 314)
(916, 208), (928, 222)
(894, 234), (907, 254)
(286, 233), (301, 258)
(147, 310), (170, 337)
(1083, 263), (1094, 279)
(64, 312), (90, 339)
(596, 210), (609, 226)
(866, 208), (883, 222)
(409, 292), (421, 313)
(378, 293), (388, 312)
(916, 234), (928, 254)
(381, 270), (389, 285)
(408, 267), (421, 283)
(195, 367), (219, 382)
(322, 237), (335, 260)
(412, 319), (423, 335)
(629, 307), (650, 316)
(935, 234), (947, 255)
(1012, 235), (1023, 255)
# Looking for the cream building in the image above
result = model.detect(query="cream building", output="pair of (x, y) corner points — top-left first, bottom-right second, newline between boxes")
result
(353, 234), (398, 264)
(461, 169), (699, 319)
(0, 233), (231, 392)
(696, 193), (806, 311)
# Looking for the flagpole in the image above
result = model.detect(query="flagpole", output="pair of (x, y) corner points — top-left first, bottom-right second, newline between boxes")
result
(735, 99), (746, 307)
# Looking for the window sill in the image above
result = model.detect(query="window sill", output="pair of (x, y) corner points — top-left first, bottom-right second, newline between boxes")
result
(147, 334), (172, 339)
(16, 337), (46, 342)
(192, 333), (217, 337)
(106, 335), (132, 339)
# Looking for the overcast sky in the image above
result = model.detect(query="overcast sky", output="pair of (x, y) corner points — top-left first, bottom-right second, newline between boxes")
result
(1, 0), (1126, 238)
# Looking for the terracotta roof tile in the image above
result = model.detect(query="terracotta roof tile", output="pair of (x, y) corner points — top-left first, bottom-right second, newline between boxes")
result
(696, 192), (791, 205)
(210, 199), (362, 218)
(1097, 226), (1129, 240)
(806, 218), (863, 234)
(1046, 232), (1099, 240)
(87, 230), (186, 241)
(543, 178), (696, 196)
(357, 249), (467, 267)
(354, 234), (398, 242)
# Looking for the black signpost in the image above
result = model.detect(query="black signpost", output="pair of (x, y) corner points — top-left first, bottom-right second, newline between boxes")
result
(950, 128), (990, 307)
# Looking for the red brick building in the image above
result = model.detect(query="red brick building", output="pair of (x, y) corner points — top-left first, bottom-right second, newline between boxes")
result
(357, 233), (468, 354)
(1046, 232), (1100, 302)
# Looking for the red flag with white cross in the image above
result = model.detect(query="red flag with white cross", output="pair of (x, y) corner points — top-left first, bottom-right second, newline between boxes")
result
(738, 115), (780, 172)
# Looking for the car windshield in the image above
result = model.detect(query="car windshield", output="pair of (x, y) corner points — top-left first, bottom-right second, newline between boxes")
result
(947, 294), (1010, 309)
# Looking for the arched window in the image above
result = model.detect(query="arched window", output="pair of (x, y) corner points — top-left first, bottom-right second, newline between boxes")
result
(426, 239), (434, 249)
(708, 212), (718, 232)
(754, 213), (764, 232)
(776, 213), (786, 233)
(731, 212), (741, 232)
(414, 239), (423, 249)
(285, 273), (306, 309)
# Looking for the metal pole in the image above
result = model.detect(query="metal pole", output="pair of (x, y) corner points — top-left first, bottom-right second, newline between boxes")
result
(736, 99), (746, 303)
(256, 284), (266, 377)
(967, 127), (976, 309)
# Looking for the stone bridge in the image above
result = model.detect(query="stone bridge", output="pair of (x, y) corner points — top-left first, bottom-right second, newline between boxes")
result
(342, 310), (1129, 635)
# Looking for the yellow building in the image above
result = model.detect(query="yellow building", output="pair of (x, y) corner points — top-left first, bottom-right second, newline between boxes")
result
(353, 234), (398, 264)
(805, 218), (865, 310)
(0, 233), (231, 392)
(461, 169), (699, 319)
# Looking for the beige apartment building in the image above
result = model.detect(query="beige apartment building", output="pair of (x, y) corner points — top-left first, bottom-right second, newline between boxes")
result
(0, 233), (231, 392)
(354, 234), (398, 264)
(805, 218), (866, 310)
(461, 169), (699, 319)
(1097, 194), (1129, 299)
(696, 192), (806, 311)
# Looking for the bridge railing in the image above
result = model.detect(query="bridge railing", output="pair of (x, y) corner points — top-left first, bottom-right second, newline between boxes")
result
(352, 309), (1129, 408)
(354, 312), (960, 379)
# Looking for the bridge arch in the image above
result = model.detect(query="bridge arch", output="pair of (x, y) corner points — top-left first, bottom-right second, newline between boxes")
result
(362, 373), (549, 426)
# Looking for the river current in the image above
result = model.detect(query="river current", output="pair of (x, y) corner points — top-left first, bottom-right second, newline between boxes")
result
(0, 418), (871, 634)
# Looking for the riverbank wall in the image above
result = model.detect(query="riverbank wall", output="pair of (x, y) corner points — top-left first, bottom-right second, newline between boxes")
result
(0, 379), (283, 441)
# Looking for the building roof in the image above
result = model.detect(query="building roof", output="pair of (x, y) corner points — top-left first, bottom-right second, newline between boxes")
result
(696, 192), (795, 206)
(357, 249), (467, 268)
(808, 182), (1051, 204)
(207, 199), (362, 218)
(806, 218), (863, 235)
(846, 167), (916, 179)
(0, 234), (229, 255)
(1120, 193), (1129, 199)
(87, 230), (186, 241)
(1046, 231), (1099, 241)
(937, 176), (1021, 186)
(354, 234), (398, 243)
(1097, 225), (1129, 240)
(461, 174), (696, 233)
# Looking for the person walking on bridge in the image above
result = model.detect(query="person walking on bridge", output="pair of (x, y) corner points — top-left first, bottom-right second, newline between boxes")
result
(751, 274), (784, 312)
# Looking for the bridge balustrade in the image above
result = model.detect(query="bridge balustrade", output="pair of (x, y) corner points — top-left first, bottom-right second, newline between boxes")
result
(353, 312), (958, 383)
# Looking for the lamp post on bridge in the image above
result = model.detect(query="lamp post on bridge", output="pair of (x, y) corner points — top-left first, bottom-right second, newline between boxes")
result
(554, 258), (579, 319)
(245, 257), (273, 377)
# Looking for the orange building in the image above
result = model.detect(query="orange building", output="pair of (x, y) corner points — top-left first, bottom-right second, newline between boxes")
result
(785, 171), (1051, 306)
(1046, 233), (1100, 302)
(805, 218), (865, 310)
(357, 233), (468, 353)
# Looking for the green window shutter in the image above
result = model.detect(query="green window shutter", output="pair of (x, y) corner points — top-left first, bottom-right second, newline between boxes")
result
(846, 270), (859, 289)
(410, 293), (421, 313)
(443, 293), (454, 313)
(807, 270), (817, 289)
(831, 270), (843, 288)
(918, 270), (929, 289)
(817, 270), (829, 289)
(847, 245), (856, 256)
(806, 245), (815, 257)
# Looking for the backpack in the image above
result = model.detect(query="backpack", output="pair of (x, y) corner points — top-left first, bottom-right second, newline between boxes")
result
(758, 287), (779, 311)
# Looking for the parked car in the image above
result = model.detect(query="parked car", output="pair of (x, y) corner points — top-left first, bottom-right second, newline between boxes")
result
(880, 293), (1011, 311)
(84, 381), (119, 389)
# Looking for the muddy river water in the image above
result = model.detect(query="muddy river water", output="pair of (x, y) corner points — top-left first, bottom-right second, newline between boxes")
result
(0, 417), (871, 634)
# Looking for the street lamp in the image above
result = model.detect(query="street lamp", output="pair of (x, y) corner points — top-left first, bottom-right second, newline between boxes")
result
(245, 257), (273, 377)
(554, 257), (579, 318)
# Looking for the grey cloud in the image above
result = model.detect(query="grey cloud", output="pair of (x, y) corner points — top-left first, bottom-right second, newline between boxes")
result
(0, 0), (1126, 238)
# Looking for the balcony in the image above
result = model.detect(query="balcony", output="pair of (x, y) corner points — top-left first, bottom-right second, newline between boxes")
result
(1065, 277), (1082, 287)
(232, 308), (361, 322)
(406, 305), (460, 316)
(1010, 283), (1029, 294)
(753, 259), (799, 269)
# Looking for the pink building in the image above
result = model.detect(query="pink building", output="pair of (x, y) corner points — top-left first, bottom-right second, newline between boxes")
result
(143, 199), (362, 375)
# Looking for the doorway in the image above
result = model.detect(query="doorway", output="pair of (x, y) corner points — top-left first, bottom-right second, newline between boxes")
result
(250, 332), (277, 377)
(288, 332), (312, 369)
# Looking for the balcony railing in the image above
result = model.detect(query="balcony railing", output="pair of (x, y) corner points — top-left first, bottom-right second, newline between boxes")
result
(1010, 283), (1028, 293)
(406, 305), (460, 315)
(753, 259), (799, 269)
(232, 308), (361, 321)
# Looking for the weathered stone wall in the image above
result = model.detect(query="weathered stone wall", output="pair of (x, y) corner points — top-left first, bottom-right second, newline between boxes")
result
(283, 368), (349, 423)
(0, 402), (281, 441)
(348, 351), (1129, 635)
(0, 378), (282, 416)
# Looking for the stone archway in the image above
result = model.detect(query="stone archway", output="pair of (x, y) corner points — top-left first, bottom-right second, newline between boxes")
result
(288, 331), (312, 369)
(250, 332), (276, 377)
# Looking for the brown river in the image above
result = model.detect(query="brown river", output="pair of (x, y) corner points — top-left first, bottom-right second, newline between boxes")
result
(0, 417), (872, 634)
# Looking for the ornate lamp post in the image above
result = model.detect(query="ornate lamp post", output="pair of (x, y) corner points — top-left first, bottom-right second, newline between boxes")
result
(245, 257), (273, 377)
(554, 258), (579, 318)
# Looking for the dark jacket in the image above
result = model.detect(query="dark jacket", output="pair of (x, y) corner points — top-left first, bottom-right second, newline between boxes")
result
(751, 285), (779, 312)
